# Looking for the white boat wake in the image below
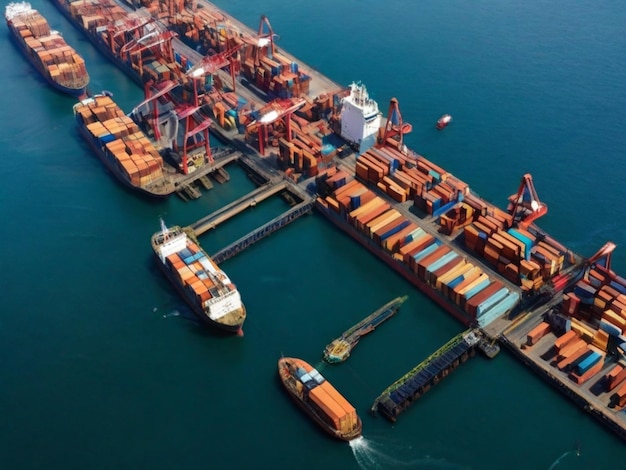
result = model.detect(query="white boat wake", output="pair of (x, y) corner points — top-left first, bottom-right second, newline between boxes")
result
(349, 436), (471, 470)
(162, 309), (181, 318)
(547, 450), (578, 470)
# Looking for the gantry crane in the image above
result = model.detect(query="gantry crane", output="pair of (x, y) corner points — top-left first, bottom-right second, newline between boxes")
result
(119, 29), (178, 76)
(185, 44), (242, 103)
(247, 97), (305, 155)
(507, 173), (548, 229)
(377, 98), (412, 150)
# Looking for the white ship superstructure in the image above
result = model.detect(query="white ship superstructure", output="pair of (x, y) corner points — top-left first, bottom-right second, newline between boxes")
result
(340, 82), (381, 154)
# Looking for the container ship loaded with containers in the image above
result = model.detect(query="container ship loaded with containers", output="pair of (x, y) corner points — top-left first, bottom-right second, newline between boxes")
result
(73, 93), (175, 197)
(151, 220), (246, 334)
(278, 357), (362, 441)
(5, 2), (89, 97)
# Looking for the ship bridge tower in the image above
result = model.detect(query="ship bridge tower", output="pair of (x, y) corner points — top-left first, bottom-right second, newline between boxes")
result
(340, 82), (382, 154)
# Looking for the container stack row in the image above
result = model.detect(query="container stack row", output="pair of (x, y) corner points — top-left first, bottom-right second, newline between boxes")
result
(64, 0), (181, 83)
(75, 95), (165, 187)
(13, 9), (88, 88)
(151, 0), (312, 99)
(316, 169), (519, 327)
(525, 319), (610, 386)
(165, 242), (227, 308)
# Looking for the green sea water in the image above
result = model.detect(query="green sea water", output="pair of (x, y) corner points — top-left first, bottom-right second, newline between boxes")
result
(2, 1), (626, 468)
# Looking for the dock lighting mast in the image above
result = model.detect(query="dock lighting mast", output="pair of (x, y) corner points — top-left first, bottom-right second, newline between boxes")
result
(250, 98), (305, 155)
(378, 97), (412, 151)
(185, 44), (243, 104)
(507, 174), (548, 229)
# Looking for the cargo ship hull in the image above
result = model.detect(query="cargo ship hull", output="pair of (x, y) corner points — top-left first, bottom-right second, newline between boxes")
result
(315, 200), (474, 326)
(278, 357), (362, 441)
(50, 0), (145, 88)
(75, 117), (170, 198)
(152, 251), (244, 334)
(151, 223), (246, 334)
(6, 3), (89, 97)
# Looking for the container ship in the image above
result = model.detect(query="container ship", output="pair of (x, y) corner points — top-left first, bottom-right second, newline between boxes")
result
(151, 220), (246, 334)
(73, 93), (175, 197)
(277, 357), (362, 441)
(315, 167), (520, 329)
(323, 295), (407, 363)
(5, 2), (89, 97)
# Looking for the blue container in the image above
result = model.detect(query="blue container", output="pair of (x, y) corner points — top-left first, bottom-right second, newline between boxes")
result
(600, 320), (622, 336)
(350, 195), (361, 210)
(98, 133), (116, 145)
(380, 220), (411, 242)
(477, 287), (510, 317)
(405, 227), (424, 243)
(507, 228), (533, 260)
(290, 62), (299, 73)
(464, 277), (492, 300)
(477, 291), (520, 327)
(426, 251), (459, 275)
(576, 351), (602, 375)
(447, 275), (465, 290)
(432, 199), (459, 218)
(179, 248), (192, 259)
(412, 240), (441, 263)
(610, 280), (626, 295)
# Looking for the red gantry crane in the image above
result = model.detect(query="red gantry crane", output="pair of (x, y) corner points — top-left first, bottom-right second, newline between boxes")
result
(185, 44), (242, 104)
(507, 174), (548, 229)
(248, 97), (305, 155)
(377, 97), (412, 150)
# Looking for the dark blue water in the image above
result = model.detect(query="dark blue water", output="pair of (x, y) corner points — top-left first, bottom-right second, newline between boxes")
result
(2, 0), (626, 468)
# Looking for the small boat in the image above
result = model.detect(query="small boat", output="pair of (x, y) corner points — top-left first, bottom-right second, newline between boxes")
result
(323, 296), (407, 363)
(436, 114), (452, 130)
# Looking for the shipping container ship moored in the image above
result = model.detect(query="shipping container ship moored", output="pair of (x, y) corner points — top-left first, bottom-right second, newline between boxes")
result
(5, 2), (89, 97)
(73, 93), (176, 197)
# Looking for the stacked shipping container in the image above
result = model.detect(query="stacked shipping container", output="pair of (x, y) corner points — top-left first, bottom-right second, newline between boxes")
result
(9, 5), (89, 91)
(75, 94), (165, 187)
(316, 170), (519, 327)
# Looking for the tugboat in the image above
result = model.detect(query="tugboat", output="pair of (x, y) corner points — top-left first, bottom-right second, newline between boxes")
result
(436, 114), (452, 130)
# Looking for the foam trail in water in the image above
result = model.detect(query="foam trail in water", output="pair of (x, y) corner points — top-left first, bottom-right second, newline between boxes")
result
(162, 309), (181, 318)
(349, 436), (471, 470)
(547, 451), (575, 470)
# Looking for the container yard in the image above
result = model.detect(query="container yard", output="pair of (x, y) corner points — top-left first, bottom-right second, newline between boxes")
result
(44, 0), (626, 444)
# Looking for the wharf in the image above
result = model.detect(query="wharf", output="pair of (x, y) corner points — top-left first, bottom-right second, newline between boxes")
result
(501, 312), (626, 443)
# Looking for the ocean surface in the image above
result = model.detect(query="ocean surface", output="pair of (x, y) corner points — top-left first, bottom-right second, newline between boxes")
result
(2, 0), (626, 468)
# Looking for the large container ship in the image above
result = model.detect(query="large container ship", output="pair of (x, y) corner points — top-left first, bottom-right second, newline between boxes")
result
(5, 2), (89, 97)
(151, 220), (246, 334)
(277, 357), (362, 441)
(315, 169), (520, 329)
(323, 295), (407, 363)
(73, 93), (175, 197)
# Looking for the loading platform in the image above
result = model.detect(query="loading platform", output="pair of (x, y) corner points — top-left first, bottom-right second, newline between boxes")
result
(211, 196), (315, 264)
(190, 181), (289, 235)
(371, 329), (481, 422)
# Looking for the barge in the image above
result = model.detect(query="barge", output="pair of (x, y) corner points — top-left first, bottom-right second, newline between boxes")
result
(323, 295), (407, 363)
(371, 329), (480, 422)
(278, 357), (362, 441)
(5, 2), (89, 97)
